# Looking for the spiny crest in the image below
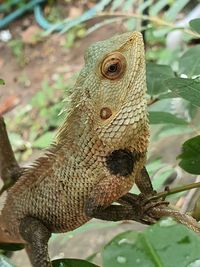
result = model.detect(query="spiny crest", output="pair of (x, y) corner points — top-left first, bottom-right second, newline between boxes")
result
(8, 143), (61, 195)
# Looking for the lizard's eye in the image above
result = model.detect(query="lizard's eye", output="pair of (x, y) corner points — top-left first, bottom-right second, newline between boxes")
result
(101, 52), (126, 80)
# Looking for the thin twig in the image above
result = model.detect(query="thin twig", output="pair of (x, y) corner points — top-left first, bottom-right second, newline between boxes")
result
(150, 182), (200, 201)
(98, 12), (200, 39)
(147, 97), (159, 106)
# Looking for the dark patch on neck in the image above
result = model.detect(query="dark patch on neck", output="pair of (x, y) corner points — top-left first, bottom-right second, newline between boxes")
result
(106, 149), (144, 177)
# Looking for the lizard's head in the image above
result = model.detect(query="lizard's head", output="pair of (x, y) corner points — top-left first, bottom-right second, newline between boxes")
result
(76, 31), (148, 151)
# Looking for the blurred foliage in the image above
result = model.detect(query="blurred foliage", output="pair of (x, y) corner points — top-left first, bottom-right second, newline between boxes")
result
(45, 4), (64, 23)
(0, 0), (27, 12)
(6, 74), (70, 161)
(62, 24), (86, 49)
(102, 219), (200, 267)
(178, 136), (200, 175)
(8, 38), (25, 66)
(0, 255), (16, 267)
(0, 79), (5, 85)
(190, 18), (200, 34)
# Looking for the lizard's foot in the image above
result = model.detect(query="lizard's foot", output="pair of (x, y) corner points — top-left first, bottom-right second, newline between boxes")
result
(135, 193), (169, 224)
(120, 192), (169, 225)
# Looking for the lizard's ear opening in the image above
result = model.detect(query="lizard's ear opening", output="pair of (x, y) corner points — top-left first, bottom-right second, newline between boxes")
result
(100, 107), (112, 120)
(100, 52), (126, 80)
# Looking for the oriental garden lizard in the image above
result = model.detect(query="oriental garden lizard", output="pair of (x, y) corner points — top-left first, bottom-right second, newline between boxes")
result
(0, 32), (200, 267)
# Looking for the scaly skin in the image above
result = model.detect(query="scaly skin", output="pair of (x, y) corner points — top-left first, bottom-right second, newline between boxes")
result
(1, 32), (150, 266)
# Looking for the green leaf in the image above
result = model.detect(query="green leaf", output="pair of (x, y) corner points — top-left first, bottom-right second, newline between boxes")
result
(138, 0), (153, 13)
(31, 91), (47, 108)
(0, 243), (25, 251)
(52, 258), (100, 267)
(124, 18), (136, 31)
(0, 79), (5, 85)
(0, 255), (16, 267)
(122, 0), (134, 11)
(111, 0), (124, 11)
(9, 133), (25, 150)
(178, 135), (200, 174)
(103, 220), (200, 267)
(149, 111), (187, 124)
(165, 78), (200, 107)
(178, 45), (200, 77)
(189, 18), (200, 34)
(164, 0), (190, 21)
(150, 0), (168, 16)
(152, 124), (194, 140)
(33, 131), (54, 148)
(146, 63), (174, 95)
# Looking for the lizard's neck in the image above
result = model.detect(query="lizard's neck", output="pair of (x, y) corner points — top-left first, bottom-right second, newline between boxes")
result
(55, 102), (98, 153)
(56, 106), (149, 161)
(55, 80), (149, 159)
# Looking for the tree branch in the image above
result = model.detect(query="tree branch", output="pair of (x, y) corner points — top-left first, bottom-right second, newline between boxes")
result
(0, 115), (23, 193)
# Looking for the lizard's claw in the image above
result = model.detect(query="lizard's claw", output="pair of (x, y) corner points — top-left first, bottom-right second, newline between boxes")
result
(140, 200), (169, 224)
(126, 193), (169, 225)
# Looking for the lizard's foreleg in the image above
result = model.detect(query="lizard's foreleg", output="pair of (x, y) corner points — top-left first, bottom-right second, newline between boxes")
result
(85, 190), (168, 225)
(85, 199), (138, 222)
(84, 174), (163, 224)
(135, 167), (155, 195)
(19, 217), (52, 267)
(85, 199), (158, 224)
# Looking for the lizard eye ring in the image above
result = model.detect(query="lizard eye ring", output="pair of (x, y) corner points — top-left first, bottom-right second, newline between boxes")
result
(101, 52), (126, 80)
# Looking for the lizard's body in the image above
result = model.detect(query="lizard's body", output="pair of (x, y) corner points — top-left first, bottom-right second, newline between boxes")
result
(3, 110), (148, 236)
(1, 32), (150, 266)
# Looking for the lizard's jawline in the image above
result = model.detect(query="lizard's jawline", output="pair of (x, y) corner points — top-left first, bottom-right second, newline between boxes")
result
(105, 149), (144, 177)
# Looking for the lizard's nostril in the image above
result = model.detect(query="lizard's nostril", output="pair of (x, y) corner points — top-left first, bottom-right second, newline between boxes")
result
(100, 107), (112, 120)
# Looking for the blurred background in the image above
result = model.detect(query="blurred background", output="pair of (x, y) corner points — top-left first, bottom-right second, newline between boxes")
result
(0, 0), (200, 266)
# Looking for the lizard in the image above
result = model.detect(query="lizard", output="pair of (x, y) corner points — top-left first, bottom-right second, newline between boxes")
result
(0, 31), (200, 267)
